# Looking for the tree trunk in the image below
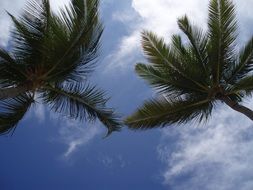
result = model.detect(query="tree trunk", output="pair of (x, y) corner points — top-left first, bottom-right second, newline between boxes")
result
(0, 84), (31, 99)
(221, 96), (253, 121)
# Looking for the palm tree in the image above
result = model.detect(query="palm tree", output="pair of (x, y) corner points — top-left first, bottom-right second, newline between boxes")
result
(0, 0), (121, 135)
(125, 0), (253, 130)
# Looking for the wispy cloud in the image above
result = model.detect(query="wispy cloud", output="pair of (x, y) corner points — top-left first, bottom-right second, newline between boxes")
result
(58, 120), (101, 159)
(104, 30), (141, 71)
(31, 103), (46, 123)
(158, 101), (253, 190)
(97, 153), (128, 169)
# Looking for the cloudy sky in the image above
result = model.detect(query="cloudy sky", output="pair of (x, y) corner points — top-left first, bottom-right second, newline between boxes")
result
(1, 0), (253, 189)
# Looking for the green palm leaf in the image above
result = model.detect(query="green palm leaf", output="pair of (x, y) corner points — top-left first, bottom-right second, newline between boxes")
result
(141, 31), (209, 91)
(177, 15), (209, 76)
(0, 48), (27, 86)
(226, 37), (253, 84)
(208, 0), (237, 84)
(0, 94), (33, 135)
(170, 34), (208, 84)
(125, 96), (213, 130)
(45, 0), (103, 82)
(7, 0), (51, 66)
(230, 76), (253, 95)
(42, 83), (121, 135)
(135, 63), (207, 97)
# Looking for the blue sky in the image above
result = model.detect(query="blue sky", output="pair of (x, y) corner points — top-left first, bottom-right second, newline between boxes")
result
(1, 0), (253, 189)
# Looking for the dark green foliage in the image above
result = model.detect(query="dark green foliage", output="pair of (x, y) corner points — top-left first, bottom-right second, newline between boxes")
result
(126, 96), (213, 130)
(227, 37), (253, 84)
(43, 83), (121, 135)
(126, 0), (253, 129)
(0, 94), (33, 135)
(0, 0), (120, 135)
(0, 48), (27, 86)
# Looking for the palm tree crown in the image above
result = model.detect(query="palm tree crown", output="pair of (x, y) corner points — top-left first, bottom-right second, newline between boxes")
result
(126, 0), (253, 130)
(0, 0), (121, 135)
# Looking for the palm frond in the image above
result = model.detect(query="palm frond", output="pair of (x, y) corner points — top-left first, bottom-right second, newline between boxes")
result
(125, 96), (213, 130)
(8, 0), (51, 66)
(208, 0), (237, 84)
(0, 48), (27, 86)
(135, 63), (208, 97)
(42, 83), (121, 135)
(141, 31), (209, 91)
(177, 15), (209, 77)
(229, 76), (253, 96)
(170, 35), (208, 84)
(8, 0), (102, 83)
(45, 0), (103, 83)
(0, 94), (33, 135)
(226, 37), (253, 84)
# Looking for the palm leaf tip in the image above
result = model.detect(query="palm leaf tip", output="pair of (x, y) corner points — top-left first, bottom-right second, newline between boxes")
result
(94, 106), (122, 136)
(102, 114), (122, 137)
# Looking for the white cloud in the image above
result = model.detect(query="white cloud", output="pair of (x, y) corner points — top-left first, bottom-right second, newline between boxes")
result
(28, 106), (102, 159)
(107, 0), (253, 71)
(112, 10), (136, 23)
(105, 30), (141, 71)
(58, 120), (101, 158)
(132, 0), (209, 37)
(158, 101), (253, 190)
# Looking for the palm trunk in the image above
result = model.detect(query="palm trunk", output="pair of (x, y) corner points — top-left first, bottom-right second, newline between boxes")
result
(0, 84), (31, 99)
(221, 96), (253, 120)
